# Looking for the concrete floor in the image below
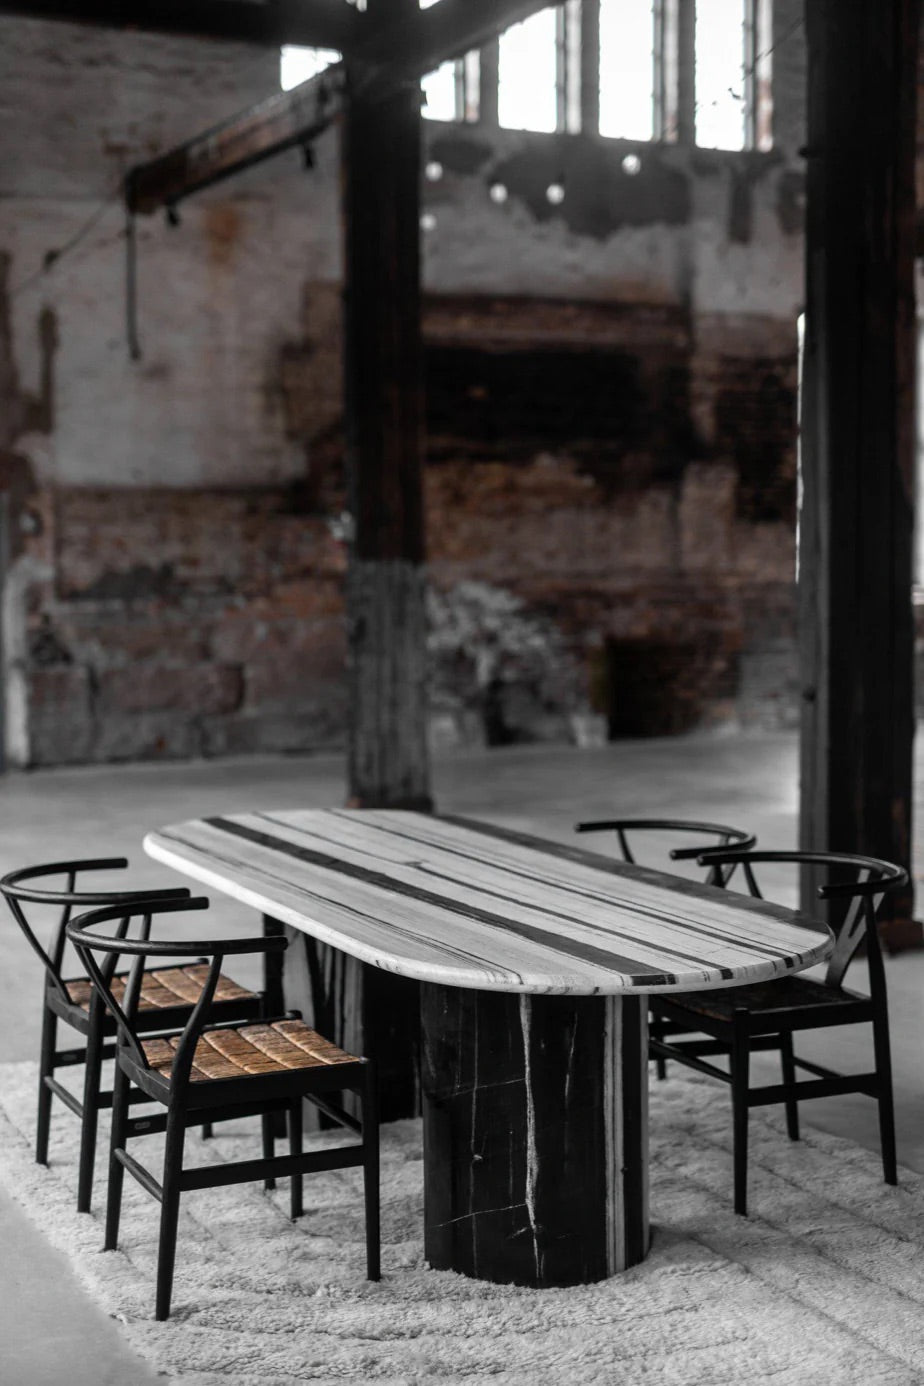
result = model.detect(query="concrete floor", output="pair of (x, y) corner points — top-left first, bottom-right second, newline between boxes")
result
(1, 729), (923, 1383)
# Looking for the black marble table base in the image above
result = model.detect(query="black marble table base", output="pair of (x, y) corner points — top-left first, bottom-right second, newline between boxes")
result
(421, 984), (650, 1288)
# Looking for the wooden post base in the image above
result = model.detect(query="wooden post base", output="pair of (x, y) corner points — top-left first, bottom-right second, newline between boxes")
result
(421, 984), (649, 1287)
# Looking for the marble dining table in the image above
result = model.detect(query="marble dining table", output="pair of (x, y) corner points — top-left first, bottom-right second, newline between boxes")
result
(144, 808), (833, 1289)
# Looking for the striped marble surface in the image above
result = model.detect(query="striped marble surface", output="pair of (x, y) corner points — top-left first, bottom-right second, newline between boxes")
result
(144, 809), (832, 995)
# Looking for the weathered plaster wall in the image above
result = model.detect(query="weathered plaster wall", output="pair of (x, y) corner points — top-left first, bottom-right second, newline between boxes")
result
(0, 6), (807, 765)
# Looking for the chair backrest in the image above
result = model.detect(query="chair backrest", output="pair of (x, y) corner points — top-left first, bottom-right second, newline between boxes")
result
(0, 858), (190, 1006)
(575, 818), (756, 884)
(66, 897), (287, 1091)
(694, 848), (908, 989)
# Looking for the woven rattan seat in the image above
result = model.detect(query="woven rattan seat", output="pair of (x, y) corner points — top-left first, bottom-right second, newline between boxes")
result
(143, 1020), (358, 1083)
(66, 897), (380, 1320)
(667, 974), (857, 1025)
(0, 858), (263, 1214)
(66, 965), (255, 1013)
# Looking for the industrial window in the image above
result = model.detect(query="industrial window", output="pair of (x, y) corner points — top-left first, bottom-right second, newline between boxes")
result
(695, 0), (773, 151)
(598, 0), (658, 141)
(492, 0), (770, 148)
(419, 0), (480, 122)
(279, 0), (773, 150)
(279, 45), (338, 93)
(498, 8), (559, 133)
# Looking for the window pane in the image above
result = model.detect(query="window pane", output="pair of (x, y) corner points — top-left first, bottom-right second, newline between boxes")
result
(498, 7), (558, 134)
(462, 50), (481, 122)
(695, 0), (747, 150)
(421, 0), (460, 122)
(599, 0), (655, 141)
(422, 62), (457, 122)
(280, 45), (339, 92)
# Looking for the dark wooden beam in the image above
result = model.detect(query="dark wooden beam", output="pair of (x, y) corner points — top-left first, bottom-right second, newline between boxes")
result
(358, 0), (558, 75)
(126, 0), (560, 214)
(0, 0), (360, 50)
(799, 0), (920, 948)
(342, 2), (431, 811)
(126, 68), (345, 213)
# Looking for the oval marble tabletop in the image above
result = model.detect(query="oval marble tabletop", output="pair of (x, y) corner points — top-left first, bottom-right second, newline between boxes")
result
(144, 808), (833, 995)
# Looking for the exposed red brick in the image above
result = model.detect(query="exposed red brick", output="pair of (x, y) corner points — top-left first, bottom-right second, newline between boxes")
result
(27, 666), (94, 766)
(98, 663), (243, 716)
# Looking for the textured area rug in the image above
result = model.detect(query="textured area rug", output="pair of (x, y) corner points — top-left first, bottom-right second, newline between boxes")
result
(1, 1061), (924, 1386)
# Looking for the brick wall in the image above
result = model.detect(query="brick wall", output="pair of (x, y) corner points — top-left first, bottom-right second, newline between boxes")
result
(0, 11), (809, 765)
(18, 488), (348, 765)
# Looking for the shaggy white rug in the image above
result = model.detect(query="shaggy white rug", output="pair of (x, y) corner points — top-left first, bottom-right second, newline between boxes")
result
(1, 1061), (923, 1386)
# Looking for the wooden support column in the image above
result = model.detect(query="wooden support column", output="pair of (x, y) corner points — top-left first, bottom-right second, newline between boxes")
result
(798, 0), (920, 946)
(342, 0), (432, 812)
(286, 0), (430, 1122)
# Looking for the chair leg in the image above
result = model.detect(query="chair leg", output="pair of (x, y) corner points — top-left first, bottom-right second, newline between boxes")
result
(779, 1030), (800, 1141)
(262, 1111), (276, 1191)
(104, 1063), (130, 1251)
(35, 1005), (57, 1166)
(362, 1063), (380, 1282)
(731, 1011), (750, 1217)
(201, 1121), (214, 1140)
(872, 1009), (898, 1185)
(156, 1109), (187, 1321)
(289, 1098), (303, 1220)
(76, 1002), (105, 1213)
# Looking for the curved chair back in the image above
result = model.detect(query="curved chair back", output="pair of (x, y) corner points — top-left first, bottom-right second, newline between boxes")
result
(575, 818), (756, 884)
(694, 849), (908, 989)
(1, 859), (189, 1006)
(66, 897), (287, 1094)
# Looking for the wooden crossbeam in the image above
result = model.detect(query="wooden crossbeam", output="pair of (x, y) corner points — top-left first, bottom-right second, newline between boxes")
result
(0, 0), (361, 51)
(126, 0), (560, 214)
(126, 69), (345, 213)
(359, 0), (560, 75)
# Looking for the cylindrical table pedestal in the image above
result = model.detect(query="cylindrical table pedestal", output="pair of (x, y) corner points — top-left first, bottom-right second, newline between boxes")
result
(421, 984), (649, 1287)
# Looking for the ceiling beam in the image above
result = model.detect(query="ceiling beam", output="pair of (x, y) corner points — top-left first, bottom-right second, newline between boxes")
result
(126, 0), (559, 214)
(0, 0), (361, 51)
(359, 0), (559, 74)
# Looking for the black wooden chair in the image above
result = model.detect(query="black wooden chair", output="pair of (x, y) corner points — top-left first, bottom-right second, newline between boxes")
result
(574, 817), (756, 882)
(66, 895), (379, 1321)
(648, 849), (907, 1215)
(574, 819), (757, 1078)
(1, 858), (263, 1213)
